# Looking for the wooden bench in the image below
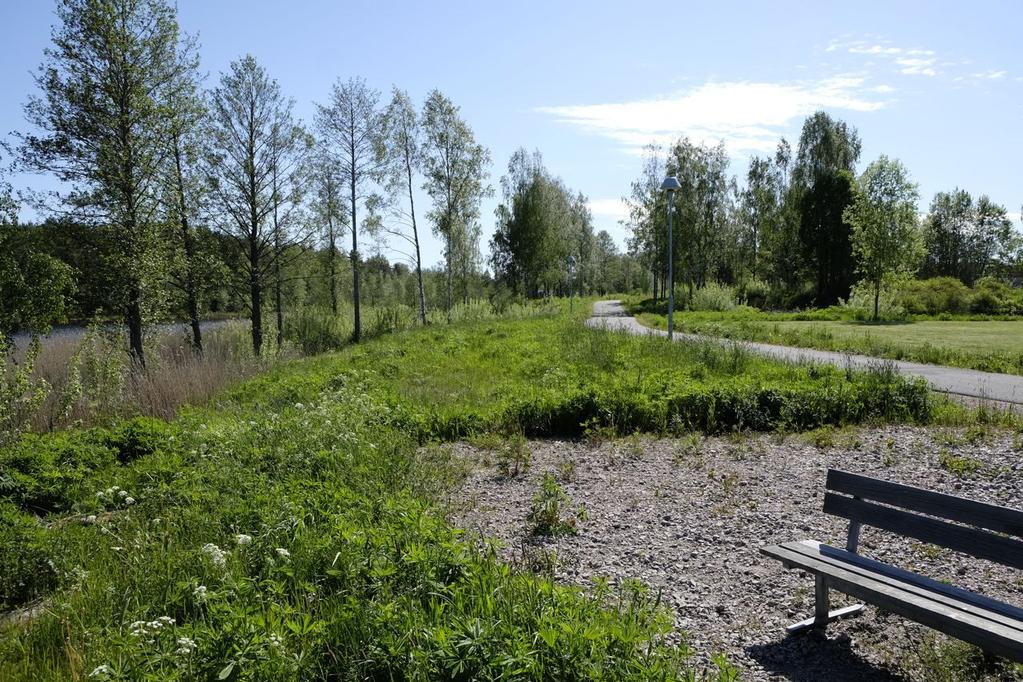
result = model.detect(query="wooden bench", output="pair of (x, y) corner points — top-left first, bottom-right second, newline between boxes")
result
(761, 468), (1023, 662)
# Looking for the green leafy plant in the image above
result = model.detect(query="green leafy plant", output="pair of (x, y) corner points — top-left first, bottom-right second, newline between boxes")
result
(527, 474), (578, 536)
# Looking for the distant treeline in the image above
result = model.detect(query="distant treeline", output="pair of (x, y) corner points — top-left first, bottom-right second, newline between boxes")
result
(621, 111), (1021, 318)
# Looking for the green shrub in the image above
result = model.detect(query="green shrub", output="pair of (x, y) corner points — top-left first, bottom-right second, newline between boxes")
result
(897, 277), (972, 315)
(0, 500), (55, 611)
(0, 431), (117, 514)
(689, 282), (736, 312)
(284, 306), (353, 353)
(103, 416), (175, 464)
(737, 278), (770, 309)
(970, 277), (1019, 315)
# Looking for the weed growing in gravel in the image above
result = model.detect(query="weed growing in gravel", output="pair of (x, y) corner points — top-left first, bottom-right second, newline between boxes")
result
(672, 433), (703, 468)
(556, 456), (577, 482)
(803, 425), (836, 449)
(939, 450), (984, 477)
(514, 542), (560, 578)
(528, 474), (580, 536)
(910, 634), (1023, 681)
(496, 433), (530, 478)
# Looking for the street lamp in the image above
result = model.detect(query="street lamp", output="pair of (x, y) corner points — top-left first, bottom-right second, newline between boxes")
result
(660, 176), (681, 340)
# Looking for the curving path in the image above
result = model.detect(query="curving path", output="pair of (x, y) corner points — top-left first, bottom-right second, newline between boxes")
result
(586, 300), (1023, 406)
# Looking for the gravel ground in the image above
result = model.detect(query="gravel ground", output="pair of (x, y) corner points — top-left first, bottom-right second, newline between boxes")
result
(448, 426), (1023, 681)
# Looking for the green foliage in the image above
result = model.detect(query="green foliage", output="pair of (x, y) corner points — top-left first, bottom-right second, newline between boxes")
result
(737, 278), (770, 308)
(938, 451), (983, 477)
(845, 155), (924, 320)
(3, 313), (779, 680)
(528, 474), (578, 536)
(0, 228), (75, 338)
(899, 277), (973, 315)
(20, 0), (200, 364)
(1, 338), (49, 449)
(491, 149), (594, 298)
(689, 282), (736, 312)
(0, 499), (54, 611)
(495, 433), (531, 478)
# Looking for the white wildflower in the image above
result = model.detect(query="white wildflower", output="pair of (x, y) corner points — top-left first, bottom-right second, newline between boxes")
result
(193, 585), (208, 602)
(84, 515), (97, 524)
(235, 534), (252, 546)
(117, 490), (128, 499)
(89, 664), (113, 678)
(268, 633), (284, 651)
(201, 543), (227, 568)
(124, 497), (135, 505)
(294, 403), (304, 409)
(275, 548), (290, 559)
(175, 636), (196, 655)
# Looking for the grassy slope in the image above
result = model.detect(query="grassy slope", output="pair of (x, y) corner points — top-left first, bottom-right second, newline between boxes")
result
(633, 307), (1023, 376)
(0, 311), (936, 681)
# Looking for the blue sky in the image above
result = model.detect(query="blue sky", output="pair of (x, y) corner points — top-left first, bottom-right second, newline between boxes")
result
(2, 0), (1021, 268)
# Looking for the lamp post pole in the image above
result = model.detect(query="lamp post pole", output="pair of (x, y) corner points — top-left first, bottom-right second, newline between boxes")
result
(667, 191), (674, 340)
(660, 176), (681, 341)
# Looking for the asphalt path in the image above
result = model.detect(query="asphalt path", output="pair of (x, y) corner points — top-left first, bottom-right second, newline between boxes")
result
(586, 300), (1023, 406)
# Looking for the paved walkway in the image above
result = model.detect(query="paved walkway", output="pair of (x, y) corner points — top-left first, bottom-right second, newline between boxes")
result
(586, 300), (1023, 406)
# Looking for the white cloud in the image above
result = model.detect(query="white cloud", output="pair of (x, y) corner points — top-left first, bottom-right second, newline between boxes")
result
(849, 44), (903, 56)
(895, 57), (937, 76)
(833, 39), (940, 77)
(973, 69), (1007, 80)
(538, 76), (886, 155)
(588, 198), (630, 220)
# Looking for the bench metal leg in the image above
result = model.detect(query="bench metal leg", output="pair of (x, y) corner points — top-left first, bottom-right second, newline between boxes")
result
(787, 575), (865, 634)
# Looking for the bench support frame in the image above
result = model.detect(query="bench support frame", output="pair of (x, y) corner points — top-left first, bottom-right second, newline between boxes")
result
(786, 575), (864, 634)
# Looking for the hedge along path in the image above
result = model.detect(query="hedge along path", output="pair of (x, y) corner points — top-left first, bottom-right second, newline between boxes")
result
(589, 300), (1023, 408)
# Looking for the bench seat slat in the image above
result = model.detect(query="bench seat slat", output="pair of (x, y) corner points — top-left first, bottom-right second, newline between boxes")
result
(823, 493), (1023, 570)
(761, 541), (1023, 662)
(783, 541), (1023, 631)
(827, 470), (1023, 537)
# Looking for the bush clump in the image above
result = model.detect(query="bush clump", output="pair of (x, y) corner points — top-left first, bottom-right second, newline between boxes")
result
(689, 282), (737, 312)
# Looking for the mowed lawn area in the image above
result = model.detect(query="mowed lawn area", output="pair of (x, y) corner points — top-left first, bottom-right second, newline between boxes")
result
(635, 309), (1023, 375)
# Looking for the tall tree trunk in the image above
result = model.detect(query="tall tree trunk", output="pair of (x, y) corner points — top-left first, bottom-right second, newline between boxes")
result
(446, 231), (453, 324)
(173, 139), (202, 353)
(406, 156), (426, 325)
(350, 152), (361, 342)
(327, 217), (338, 315)
(874, 280), (881, 322)
(126, 293), (145, 369)
(250, 237), (263, 357)
(272, 171), (284, 350)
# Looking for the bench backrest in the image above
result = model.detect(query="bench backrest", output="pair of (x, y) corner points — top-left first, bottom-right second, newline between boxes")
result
(823, 469), (1023, 569)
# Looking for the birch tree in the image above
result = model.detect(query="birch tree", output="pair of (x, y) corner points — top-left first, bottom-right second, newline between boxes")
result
(20, 0), (198, 367)
(421, 90), (491, 322)
(162, 56), (211, 352)
(206, 55), (303, 356)
(380, 88), (427, 323)
(315, 78), (384, 342)
(845, 156), (923, 320)
(309, 152), (347, 314)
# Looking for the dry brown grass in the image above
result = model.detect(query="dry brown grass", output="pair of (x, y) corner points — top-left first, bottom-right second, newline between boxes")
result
(18, 320), (287, 431)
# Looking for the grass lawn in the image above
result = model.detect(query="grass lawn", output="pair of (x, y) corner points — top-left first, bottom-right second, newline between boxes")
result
(633, 306), (1023, 376)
